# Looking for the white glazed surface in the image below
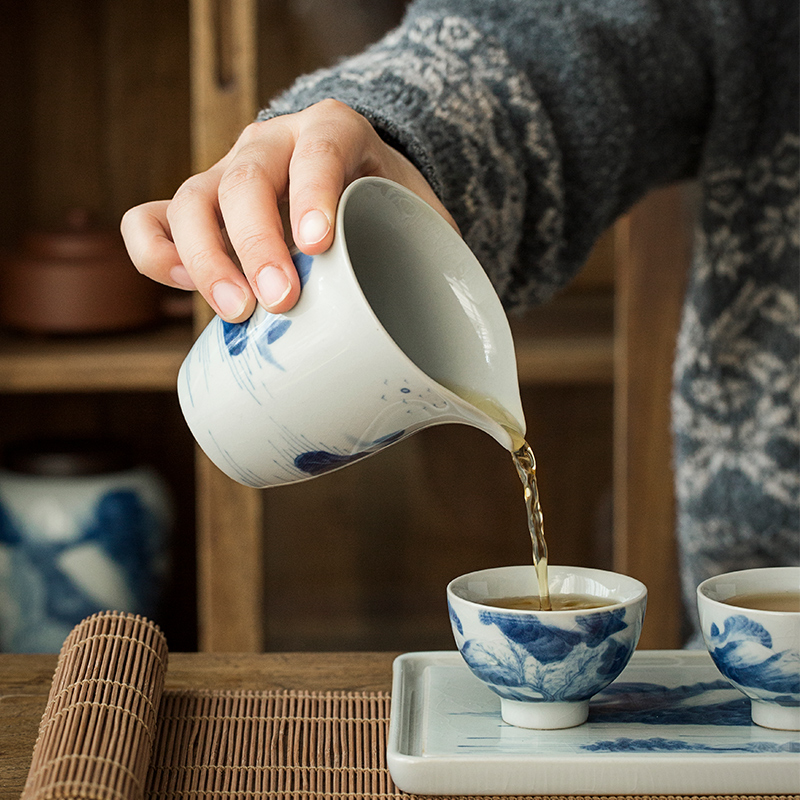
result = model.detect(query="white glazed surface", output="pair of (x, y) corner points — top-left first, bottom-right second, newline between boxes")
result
(178, 177), (524, 488)
(387, 651), (800, 795)
(447, 565), (647, 729)
(697, 567), (800, 730)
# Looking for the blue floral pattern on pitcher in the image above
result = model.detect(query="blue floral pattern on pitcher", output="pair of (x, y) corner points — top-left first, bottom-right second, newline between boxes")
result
(221, 251), (314, 368)
(294, 430), (406, 476)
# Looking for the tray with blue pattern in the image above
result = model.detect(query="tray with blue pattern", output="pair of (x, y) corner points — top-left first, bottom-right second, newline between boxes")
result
(387, 650), (800, 795)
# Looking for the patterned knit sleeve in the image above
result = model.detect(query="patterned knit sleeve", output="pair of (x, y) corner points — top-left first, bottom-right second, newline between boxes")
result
(259, 0), (716, 309)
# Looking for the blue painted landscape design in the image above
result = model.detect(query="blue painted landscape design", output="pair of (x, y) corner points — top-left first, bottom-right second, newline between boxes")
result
(589, 679), (750, 725)
(581, 679), (800, 752)
(706, 614), (800, 704)
(449, 676), (800, 754)
(221, 251), (314, 368)
(583, 736), (800, 753)
(450, 604), (637, 702)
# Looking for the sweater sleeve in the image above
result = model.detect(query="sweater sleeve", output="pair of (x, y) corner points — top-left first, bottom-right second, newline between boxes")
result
(259, 0), (727, 309)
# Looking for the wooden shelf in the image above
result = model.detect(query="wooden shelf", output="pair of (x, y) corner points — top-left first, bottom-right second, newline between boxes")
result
(0, 320), (193, 393)
(0, 292), (613, 395)
(511, 291), (614, 385)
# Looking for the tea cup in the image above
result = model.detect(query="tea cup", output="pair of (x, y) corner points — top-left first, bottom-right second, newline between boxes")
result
(178, 177), (525, 488)
(697, 566), (800, 730)
(447, 565), (647, 729)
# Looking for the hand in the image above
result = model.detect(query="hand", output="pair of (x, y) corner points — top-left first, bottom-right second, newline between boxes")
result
(121, 99), (456, 322)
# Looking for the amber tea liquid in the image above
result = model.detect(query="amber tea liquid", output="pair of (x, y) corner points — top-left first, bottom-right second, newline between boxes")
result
(484, 593), (615, 611)
(723, 591), (800, 612)
(511, 439), (551, 610)
(446, 386), (552, 610)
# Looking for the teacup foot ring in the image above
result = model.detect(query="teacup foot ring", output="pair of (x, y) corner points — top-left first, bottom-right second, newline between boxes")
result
(500, 698), (589, 729)
(751, 699), (800, 731)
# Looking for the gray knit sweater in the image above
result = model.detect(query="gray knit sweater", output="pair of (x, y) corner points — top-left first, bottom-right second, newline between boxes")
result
(261, 0), (799, 641)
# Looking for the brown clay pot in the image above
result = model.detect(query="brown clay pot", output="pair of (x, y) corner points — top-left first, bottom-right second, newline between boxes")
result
(0, 210), (161, 334)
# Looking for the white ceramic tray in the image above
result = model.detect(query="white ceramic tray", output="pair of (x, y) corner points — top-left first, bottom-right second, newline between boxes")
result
(387, 650), (800, 796)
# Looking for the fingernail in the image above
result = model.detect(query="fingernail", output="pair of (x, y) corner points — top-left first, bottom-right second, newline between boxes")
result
(257, 266), (291, 309)
(169, 265), (196, 290)
(298, 209), (330, 246)
(211, 281), (247, 319)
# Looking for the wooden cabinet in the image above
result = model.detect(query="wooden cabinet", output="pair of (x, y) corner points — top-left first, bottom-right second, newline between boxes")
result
(0, 0), (198, 648)
(0, 1), (684, 654)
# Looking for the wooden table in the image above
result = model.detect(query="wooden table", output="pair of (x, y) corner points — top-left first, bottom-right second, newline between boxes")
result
(0, 651), (398, 799)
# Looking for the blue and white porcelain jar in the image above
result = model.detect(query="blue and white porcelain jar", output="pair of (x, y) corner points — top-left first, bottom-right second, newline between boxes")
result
(0, 438), (172, 652)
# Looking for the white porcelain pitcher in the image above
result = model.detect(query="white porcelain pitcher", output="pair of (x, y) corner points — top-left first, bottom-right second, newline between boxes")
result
(178, 177), (525, 488)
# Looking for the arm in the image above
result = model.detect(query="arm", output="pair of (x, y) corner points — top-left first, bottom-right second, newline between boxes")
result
(263, 0), (717, 309)
(123, 0), (738, 318)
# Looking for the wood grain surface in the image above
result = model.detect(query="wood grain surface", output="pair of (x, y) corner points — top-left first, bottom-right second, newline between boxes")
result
(0, 651), (398, 799)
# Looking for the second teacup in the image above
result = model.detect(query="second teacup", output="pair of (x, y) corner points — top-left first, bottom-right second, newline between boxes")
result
(447, 565), (647, 729)
(697, 566), (800, 730)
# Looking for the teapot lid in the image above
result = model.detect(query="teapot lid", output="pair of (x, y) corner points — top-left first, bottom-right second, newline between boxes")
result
(20, 209), (124, 262)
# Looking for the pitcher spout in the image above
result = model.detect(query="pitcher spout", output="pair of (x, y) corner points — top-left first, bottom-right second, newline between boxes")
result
(470, 414), (518, 452)
(439, 383), (527, 452)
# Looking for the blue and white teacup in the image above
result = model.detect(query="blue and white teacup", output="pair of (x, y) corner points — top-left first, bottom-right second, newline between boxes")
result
(178, 177), (525, 488)
(697, 567), (800, 730)
(447, 565), (647, 729)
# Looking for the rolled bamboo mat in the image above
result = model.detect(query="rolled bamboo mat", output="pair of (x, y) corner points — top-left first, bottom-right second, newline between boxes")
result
(22, 611), (168, 800)
(21, 611), (798, 800)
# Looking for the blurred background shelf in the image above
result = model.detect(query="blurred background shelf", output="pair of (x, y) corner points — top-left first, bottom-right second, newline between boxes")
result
(0, 288), (613, 395)
(512, 292), (614, 385)
(0, 320), (192, 393)
(0, 0), (684, 656)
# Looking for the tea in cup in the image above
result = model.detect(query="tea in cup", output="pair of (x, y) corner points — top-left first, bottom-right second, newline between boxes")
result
(447, 565), (647, 729)
(697, 566), (800, 730)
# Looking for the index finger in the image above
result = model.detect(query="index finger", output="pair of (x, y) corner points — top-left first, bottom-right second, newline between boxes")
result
(166, 168), (257, 322)
(217, 122), (302, 313)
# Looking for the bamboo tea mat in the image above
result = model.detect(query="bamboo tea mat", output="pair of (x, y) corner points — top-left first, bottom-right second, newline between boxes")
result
(21, 612), (797, 800)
